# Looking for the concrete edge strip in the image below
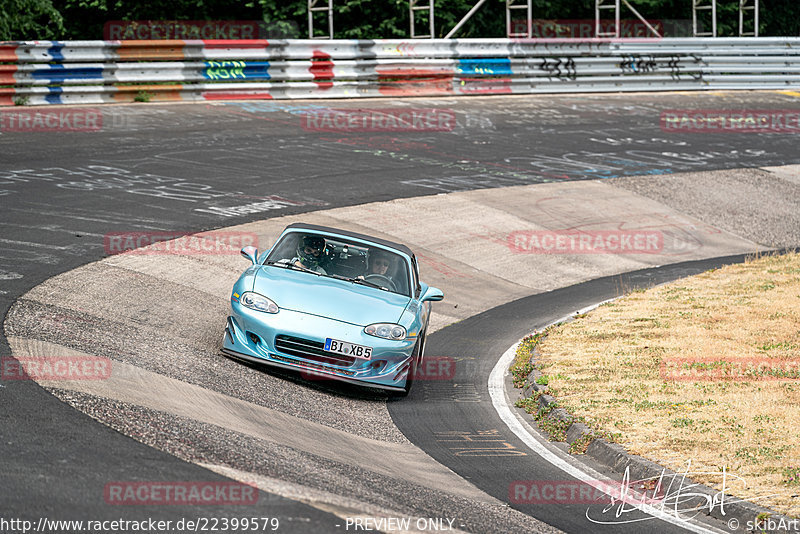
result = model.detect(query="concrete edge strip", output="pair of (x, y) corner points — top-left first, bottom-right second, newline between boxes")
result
(201, 463), (471, 534)
(8, 337), (497, 506)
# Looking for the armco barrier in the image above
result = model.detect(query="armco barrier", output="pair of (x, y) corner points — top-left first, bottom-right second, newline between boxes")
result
(0, 38), (798, 106)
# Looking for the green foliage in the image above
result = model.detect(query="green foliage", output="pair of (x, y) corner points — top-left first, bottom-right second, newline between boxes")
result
(133, 89), (152, 102)
(253, 0), (506, 39)
(511, 332), (544, 388)
(0, 0), (64, 40)
(784, 466), (800, 486)
(55, 0), (266, 40)
(568, 432), (595, 454)
(1, 0), (799, 41)
(515, 391), (542, 411)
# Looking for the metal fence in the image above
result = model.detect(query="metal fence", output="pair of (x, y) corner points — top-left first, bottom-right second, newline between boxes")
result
(1, 38), (798, 106)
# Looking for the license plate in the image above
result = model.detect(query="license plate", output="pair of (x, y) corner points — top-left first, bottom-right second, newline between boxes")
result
(325, 338), (372, 359)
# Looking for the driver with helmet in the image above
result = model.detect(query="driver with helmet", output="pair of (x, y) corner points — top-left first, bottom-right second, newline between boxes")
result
(292, 235), (327, 274)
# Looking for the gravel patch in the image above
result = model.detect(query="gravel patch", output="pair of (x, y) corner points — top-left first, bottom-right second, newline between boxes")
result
(48, 388), (559, 534)
(6, 298), (407, 444)
(609, 168), (800, 249)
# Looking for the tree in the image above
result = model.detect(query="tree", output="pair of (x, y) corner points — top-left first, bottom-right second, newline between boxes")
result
(0, 0), (64, 40)
(1, 0), (798, 41)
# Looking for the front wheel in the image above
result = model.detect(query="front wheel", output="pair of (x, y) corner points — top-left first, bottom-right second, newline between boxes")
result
(393, 329), (426, 398)
(392, 339), (425, 397)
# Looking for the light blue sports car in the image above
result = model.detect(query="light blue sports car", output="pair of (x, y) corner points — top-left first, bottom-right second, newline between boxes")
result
(222, 222), (444, 395)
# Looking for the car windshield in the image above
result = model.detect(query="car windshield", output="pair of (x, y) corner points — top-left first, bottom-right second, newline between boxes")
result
(264, 232), (412, 297)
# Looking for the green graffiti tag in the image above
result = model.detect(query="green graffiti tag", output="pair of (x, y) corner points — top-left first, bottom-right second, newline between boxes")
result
(205, 61), (247, 80)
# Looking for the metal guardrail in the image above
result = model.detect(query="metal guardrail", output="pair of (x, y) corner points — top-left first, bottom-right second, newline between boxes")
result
(0, 38), (798, 106)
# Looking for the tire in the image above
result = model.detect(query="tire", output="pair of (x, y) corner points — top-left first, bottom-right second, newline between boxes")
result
(393, 328), (426, 398)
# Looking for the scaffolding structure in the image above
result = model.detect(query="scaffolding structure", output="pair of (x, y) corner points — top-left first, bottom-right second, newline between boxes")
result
(409, 0), (435, 39)
(305, 1), (762, 40)
(307, 0), (334, 39)
(595, 0), (661, 37)
(691, 0), (759, 37)
(692, 0), (717, 36)
(596, 0), (759, 38)
(739, 0), (759, 37)
(505, 0), (533, 38)
(595, 0), (621, 37)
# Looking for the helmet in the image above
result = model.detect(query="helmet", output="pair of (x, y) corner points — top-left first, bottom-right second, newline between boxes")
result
(297, 235), (325, 266)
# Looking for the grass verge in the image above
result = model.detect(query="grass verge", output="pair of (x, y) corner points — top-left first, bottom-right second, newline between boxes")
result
(515, 251), (800, 517)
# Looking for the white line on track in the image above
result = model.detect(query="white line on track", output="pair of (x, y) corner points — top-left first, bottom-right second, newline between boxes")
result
(488, 300), (728, 534)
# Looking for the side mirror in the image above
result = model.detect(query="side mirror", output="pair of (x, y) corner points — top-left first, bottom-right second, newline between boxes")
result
(241, 246), (258, 265)
(421, 286), (444, 302)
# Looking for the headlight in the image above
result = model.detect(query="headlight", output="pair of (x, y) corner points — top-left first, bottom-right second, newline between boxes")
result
(364, 323), (406, 340)
(240, 292), (279, 313)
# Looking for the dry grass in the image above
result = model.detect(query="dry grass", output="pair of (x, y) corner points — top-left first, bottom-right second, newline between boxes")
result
(535, 251), (800, 517)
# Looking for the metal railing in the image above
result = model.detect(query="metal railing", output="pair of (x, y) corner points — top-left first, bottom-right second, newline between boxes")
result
(1, 38), (797, 106)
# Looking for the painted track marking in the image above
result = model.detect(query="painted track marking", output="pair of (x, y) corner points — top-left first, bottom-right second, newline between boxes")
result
(489, 300), (727, 534)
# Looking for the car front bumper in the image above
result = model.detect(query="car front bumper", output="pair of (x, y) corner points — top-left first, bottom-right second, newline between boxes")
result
(222, 302), (416, 391)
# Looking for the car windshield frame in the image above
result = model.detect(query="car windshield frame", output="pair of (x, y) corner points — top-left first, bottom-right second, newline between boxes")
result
(264, 231), (413, 298)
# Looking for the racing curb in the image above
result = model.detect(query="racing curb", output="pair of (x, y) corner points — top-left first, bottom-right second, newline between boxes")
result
(515, 313), (797, 532)
(518, 365), (792, 531)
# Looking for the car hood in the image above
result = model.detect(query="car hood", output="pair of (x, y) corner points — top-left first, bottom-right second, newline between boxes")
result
(252, 265), (410, 326)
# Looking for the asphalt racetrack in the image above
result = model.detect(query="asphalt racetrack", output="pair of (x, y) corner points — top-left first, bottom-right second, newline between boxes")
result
(2, 91), (800, 533)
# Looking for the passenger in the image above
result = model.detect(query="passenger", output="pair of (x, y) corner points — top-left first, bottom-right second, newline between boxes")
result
(367, 249), (392, 277)
(360, 249), (397, 291)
